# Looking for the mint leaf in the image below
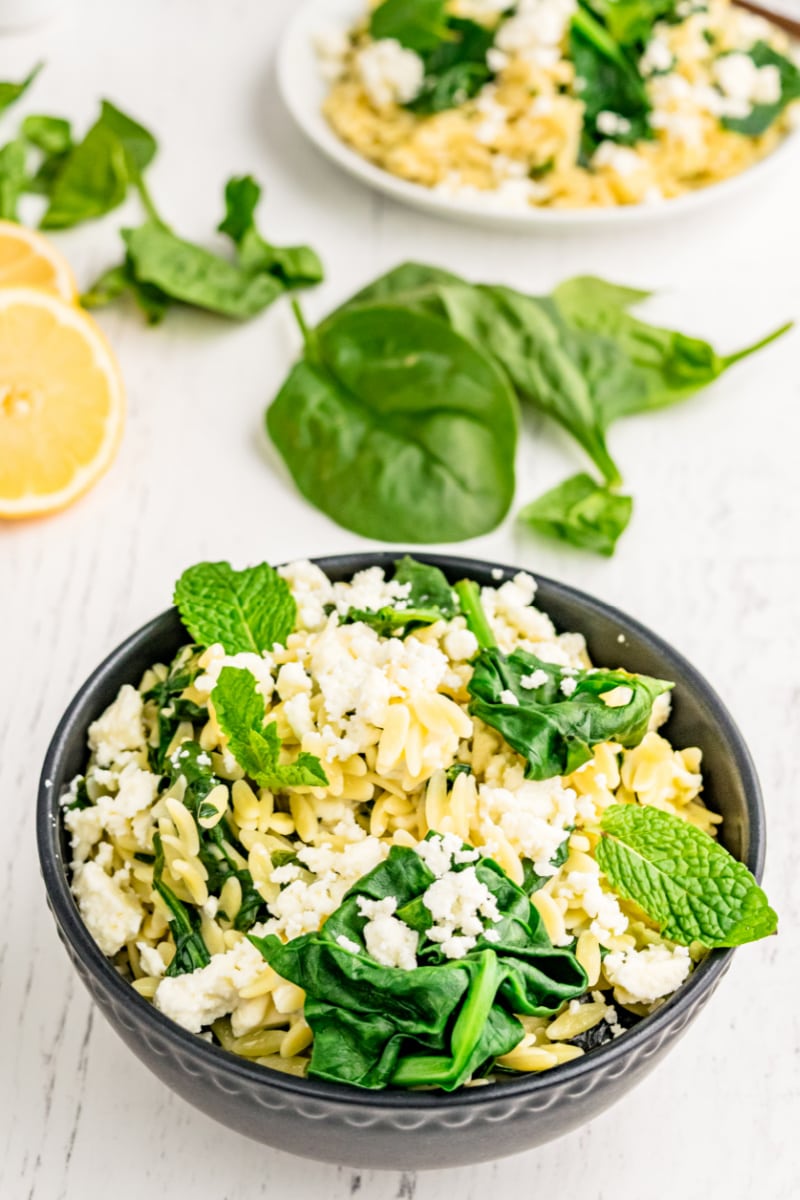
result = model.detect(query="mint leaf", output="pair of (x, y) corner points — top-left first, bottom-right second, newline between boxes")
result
(519, 472), (633, 557)
(212, 667), (328, 790)
(174, 560), (296, 654)
(596, 804), (777, 948)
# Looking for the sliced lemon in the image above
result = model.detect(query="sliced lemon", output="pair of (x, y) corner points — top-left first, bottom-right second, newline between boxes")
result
(0, 220), (78, 300)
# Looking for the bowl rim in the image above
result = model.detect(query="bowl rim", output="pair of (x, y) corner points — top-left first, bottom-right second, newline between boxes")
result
(37, 550), (766, 1110)
(277, 0), (800, 232)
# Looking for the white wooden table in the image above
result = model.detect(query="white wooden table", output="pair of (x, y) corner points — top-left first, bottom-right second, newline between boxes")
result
(2, 2), (799, 1196)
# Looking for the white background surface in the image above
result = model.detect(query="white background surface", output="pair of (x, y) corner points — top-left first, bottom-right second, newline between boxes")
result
(1, 2), (799, 1198)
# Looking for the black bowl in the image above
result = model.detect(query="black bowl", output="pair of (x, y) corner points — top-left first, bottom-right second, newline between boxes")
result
(37, 552), (765, 1170)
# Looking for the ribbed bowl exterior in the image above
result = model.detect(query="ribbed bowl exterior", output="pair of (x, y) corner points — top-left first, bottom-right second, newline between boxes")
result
(37, 554), (764, 1170)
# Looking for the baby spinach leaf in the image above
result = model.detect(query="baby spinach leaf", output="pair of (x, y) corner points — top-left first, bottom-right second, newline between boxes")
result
(408, 17), (495, 114)
(522, 834), (572, 895)
(369, 0), (451, 52)
(174, 559), (296, 654)
(212, 667), (329, 790)
(153, 832), (211, 975)
(97, 98), (157, 175)
(218, 174), (324, 287)
(81, 258), (172, 324)
(571, 4), (652, 153)
(468, 647), (672, 779)
(267, 304), (519, 543)
(342, 555), (458, 635)
(596, 804), (778, 947)
(40, 120), (128, 228)
(21, 114), (72, 156)
(121, 221), (285, 318)
(583, 0), (676, 50)
(721, 42), (800, 136)
(250, 842), (586, 1089)
(0, 139), (27, 220)
(519, 472), (633, 556)
(0, 62), (42, 116)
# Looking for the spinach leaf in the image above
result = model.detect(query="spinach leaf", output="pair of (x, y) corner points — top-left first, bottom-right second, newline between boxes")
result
(342, 555), (458, 635)
(97, 99), (157, 175)
(250, 841), (586, 1090)
(468, 648), (672, 779)
(40, 120), (129, 229)
(519, 472), (633, 556)
(212, 666), (329, 790)
(174, 559), (297, 655)
(0, 139), (27, 220)
(570, 4), (652, 154)
(142, 649), (205, 772)
(522, 834), (572, 894)
(0, 63), (42, 117)
(218, 174), (324, 288)
(81, 259), (171, 325)
(721, 42), (800, 136)
(153, 832), (211, 976)
(21, 114), (72, 156)
(409, 17), (495, 114)
(583, 0), (676, 49)
(597, 804), (778, 947)
(369, 0), (451, 51)
(267, 304), (519, 543)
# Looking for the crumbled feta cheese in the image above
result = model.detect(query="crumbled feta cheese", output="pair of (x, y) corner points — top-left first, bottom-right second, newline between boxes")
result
(560, 676), (578, 697)
(423, 865), (501, 959)
(484, 928), (502, 943)
(592, 142), (644, 177)
(491, 568), (504, 580)
(88, 685), (146, 768)
(96, 764), (158, 844)
(496, 0), (577, 59)
(271, 864), (302, 885)
(278, 560), (335, 631)
(444, 627), (479, 662)
(264, 837), (388, 941)
(137, 941), (166, 978)
(276, 662), (312, 701)
(336, 934), (362, 955)
(520, 669), (550, 690)
(478, 775), (575, 876)
(560, 870), (628, 943)
(604, 943), (691, 1003)
(63, 804), (104, 865)
(154, 938), (266, 1033)
(284, 692), (316, 741)
(72, 861), (143, 955)
(500, 689), (520, 706)
(357, 896), (419, 969)
(357, 39), (425, 108)
(195, 645), (275, 700)
(596, 110), (632, 137)
(639, 36), (673, 77)
(714, 52), (781, 106)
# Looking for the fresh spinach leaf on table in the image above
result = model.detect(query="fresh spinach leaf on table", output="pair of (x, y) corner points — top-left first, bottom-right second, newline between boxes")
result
(0, 139), (27, 220)
(267, 302), (519, 543)
(518, 472), (633, 556)
(218, 174), (324, 288)
(0, 62), (42, 117)
(21, 114), (72, 156)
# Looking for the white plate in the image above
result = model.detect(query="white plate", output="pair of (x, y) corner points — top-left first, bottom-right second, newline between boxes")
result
(277, 0), (800, 231)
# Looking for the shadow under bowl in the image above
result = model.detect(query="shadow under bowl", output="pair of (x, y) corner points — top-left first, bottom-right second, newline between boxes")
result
(36, 552), (765, 1170)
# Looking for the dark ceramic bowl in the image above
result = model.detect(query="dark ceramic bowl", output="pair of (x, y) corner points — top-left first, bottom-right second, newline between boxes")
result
(37, 553), (765, 1170)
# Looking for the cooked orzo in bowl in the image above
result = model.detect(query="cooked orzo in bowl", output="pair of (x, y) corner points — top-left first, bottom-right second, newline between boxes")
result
(312, 0), (800, 210)
(54, 554), (775, 1096)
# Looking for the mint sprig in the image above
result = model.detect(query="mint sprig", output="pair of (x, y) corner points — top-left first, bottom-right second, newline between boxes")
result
(174, 561), (296, 655)
(596, 805), (777, 948)
(212, 667), (328, 790)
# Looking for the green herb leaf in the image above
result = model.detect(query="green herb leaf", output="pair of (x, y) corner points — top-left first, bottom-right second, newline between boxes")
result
(219, 174), (324, 287)
(343, 555), (458, 635)
(468, 648), (672, 779)
(40, 120), (128, 229)
(80, 257), (172, 324)
(596, 804), (778, 947)
(408, 17), (495, 114)
(0, 62), (42, 116)
(721, 42), (800, 136)
(153, 832), (211, 975)
(174, 560), (296, 654)
(250, 840), (586, 1090)
(267, 304), (518, 543)
(369, 0), (451, 52)
(570, 5), (652, 154)
(0, 139), (27, 221)
(520, 472), (633, 556)
(97, 98), (157, 175)
(212, 666), (328, 790)
(21, 114), (72, 156)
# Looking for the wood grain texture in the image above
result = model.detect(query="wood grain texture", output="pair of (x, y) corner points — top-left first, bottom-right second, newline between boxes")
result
(0, 1), (799, 1197)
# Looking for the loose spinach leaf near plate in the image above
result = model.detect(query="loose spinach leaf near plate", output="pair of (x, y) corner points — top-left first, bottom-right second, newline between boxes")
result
(519, 472), (632, 556)
(250, 841), (587, 1090)
(0, 62), (42, 117)
(341, 555), (458, 635)
(0, 140), (27, 221)
(720, 42), (800, 137)
(267, 303), (519, 543)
